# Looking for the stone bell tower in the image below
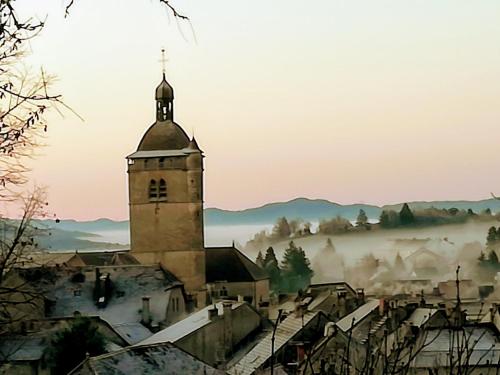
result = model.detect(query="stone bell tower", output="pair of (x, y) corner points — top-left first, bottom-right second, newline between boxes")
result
(126, 58), (205, 307)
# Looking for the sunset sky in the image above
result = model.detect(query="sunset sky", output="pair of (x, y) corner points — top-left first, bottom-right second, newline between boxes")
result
(15, 0), (500, 220)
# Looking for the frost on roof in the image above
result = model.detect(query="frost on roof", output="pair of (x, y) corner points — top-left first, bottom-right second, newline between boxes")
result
(335, 299), (380, 332)
(0, 337), (45, 362)
(31, 265), (179, 326)
(138, 302), (244, 346)
(411, 327), (500, 368)
(72, 342), (224, 375)
(228, 311), (320, 375)
(112, 322), (153, 345)
(406, 308), (438, 328)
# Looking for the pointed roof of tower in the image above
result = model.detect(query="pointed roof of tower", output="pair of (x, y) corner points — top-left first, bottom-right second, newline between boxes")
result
(155, 73), (174, 101)
(188, 136), (201, 151)
(137, 72), (189, 151)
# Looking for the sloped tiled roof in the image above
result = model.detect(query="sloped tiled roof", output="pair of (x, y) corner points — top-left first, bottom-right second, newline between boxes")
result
(335, 299), (380, 332)
(138, 301), (245, 346)
(228, 310), (321, 375)
(69, 342), (224, 375)
(70, 251), (139, 266)
(411, 327), (500, 368)
(31, 265), (181, 326)
(205, 246), (268, 283)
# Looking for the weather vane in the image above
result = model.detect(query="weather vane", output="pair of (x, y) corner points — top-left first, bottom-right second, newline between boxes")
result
(159, 48), (168, 75)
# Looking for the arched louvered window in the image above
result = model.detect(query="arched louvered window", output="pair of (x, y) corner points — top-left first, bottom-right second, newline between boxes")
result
(159, 179), (167, 200)
(149, 179), (158, 200)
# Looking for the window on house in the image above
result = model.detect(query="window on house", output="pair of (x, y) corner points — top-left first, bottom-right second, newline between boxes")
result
(144, 159), (149, 169)
(149, 179), (158, 200)
(73, 289), (81, 297)
(159, 157), (165, 168)
(159, 179), (167, 199)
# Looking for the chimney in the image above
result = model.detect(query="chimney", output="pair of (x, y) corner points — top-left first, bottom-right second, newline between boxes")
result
(379, 299), (386, 316)
(208, 305), (219, 320)
(337, 291), (347, 317)
(237, 295), (244, 303)
(141, 296), (151, 326)
(222, 301), (233, 358)
(356, 288), (365, 305)
(324, 322), (335, 337)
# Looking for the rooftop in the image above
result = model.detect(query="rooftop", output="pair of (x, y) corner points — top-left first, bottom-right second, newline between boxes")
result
(69, 342), (223, 375)
(127, 148), (199, 159)
(406, 308), (438, 328)
(411, 326), (500, 368)
(138, 301), (244, 346)
(228, 310), (321, 375)
(206, 246), (268, 283)
(335, 299), (380, 332)
(22, 265), (181, 326)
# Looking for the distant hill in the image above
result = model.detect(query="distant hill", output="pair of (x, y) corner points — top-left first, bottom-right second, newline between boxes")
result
(36, 218), (129, 233)
(36, 197), (500, 233)
(205, 198), (381, 225)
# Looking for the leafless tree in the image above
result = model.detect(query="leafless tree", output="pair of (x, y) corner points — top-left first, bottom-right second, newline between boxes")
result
(0, 187), (49, 333)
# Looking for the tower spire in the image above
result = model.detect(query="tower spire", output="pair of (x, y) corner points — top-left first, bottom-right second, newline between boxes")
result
(155, 48), (174, 121)
(159, 48), (168, 77)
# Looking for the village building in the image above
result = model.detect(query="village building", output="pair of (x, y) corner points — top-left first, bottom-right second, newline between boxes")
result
(137, 300), (264, 367)
(6, 263), (187, 339)
(228, 305), (329, 375)
(205, 246), (269, 309)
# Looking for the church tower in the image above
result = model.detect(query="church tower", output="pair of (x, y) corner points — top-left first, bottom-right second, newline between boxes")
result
(127, 66), (205, 307)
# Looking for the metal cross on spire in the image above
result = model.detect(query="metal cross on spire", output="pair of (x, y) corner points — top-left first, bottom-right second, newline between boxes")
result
(159, 48), (168, 75)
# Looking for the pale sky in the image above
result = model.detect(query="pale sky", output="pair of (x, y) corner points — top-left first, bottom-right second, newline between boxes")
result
(14, 0), (500, 220)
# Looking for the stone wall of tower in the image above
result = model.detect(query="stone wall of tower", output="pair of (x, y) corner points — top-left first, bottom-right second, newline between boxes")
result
(128, 154), (205, 305)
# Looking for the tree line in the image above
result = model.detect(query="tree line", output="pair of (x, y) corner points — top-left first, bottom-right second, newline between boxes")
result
(247, 204), (497, 251)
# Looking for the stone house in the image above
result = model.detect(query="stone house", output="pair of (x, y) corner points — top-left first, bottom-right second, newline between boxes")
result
(206, 246), (270, 310)
(138, 300), (264, 367)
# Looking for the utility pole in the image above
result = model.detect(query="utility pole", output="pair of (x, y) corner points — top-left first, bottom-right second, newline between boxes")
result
(270, 309), (283, 375)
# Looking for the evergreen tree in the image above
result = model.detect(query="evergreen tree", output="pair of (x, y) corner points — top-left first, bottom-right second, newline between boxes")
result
(47, 317), (106, 375)
(281, 241), (313, 292)
(379, 209), (401, 228)
(488, 250), (499, 265)
(324, 237), (336, 252)
(272, 217), (291, 239)
(379, 210), (390, 228)
(394, 252), (406, 271)
(356, 209), (368, 227)
(399, 203), (415, 225)
(264, 246), (278, 267)
(486, 226), (497, 248)
(263, 247), (281, 291)
(255, 251), (264, 268)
